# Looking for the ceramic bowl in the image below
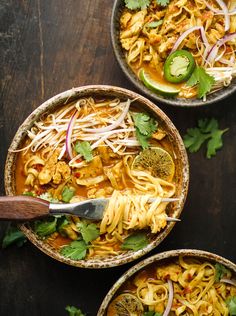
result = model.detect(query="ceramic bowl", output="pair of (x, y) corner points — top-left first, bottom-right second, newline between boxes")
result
(4, 85), (189, 268)
(97, 249), (236, 315)
(111, 0), (236, 107)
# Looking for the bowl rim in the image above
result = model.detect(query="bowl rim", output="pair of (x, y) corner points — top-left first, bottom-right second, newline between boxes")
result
(4, 84), (189, 268)
(97, 248), (236, 315)
(110, 0), (236, 107)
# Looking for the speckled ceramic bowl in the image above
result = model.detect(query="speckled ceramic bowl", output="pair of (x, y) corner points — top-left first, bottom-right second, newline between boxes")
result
(4, 85), (189, 268)
(97, 249), (236, 315)
(111, 0), (236, 107)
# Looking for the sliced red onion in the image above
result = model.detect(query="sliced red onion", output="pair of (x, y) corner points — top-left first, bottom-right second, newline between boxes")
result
(163, 279), (174, 316)
(66, 110), (79, 160)
(206, 32), (236, 64)
(171, 26), (210, 54)
(203, 0), (236, 16)
(220, 278), (236, 286)
(83, 99), (130, 133)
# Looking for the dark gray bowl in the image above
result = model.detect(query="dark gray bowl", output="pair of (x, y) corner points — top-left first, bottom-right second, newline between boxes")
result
(111, 0), (236, 107)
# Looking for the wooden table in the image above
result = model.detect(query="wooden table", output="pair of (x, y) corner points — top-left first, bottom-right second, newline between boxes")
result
(0, 1), (236, 315)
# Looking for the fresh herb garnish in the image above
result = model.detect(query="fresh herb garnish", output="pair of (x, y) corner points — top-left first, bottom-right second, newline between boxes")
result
(215, 263), (230, 282)
(121, 232), (148, 251)
(226, 297), (236, 315)
(143, 312), (162, 316)
(23, 191), (35, 196)
(34, 217), (57, 237)
(186, 66), (215, 99)
(77, 222), (100, 244)
(60, 240), (87, 260)
(132, 112), (157, 149)
(62, 186), (75, 203)
(2, 224), (27, 248)
(74, 141), (93, 162)
(124, 0), (169, 9)
(145, 20), (163, 28)
(65, 305), (86, 316)
(124, 0), (150, 10)
(183, 118), (228, 158)
(57, 216), (69, 235)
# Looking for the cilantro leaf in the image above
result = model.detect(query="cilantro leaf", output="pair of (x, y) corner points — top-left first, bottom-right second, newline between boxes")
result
(23, 191), (35, 196)
(131, 112), (157, 149)
(207, 128), (228, 159)
(132, 113), (156, 136)
(215, 263), (231, 282)
(183, 128), (210, 153)
(74, 141), (93, 162)
(143, 312), (162, 316)
(124, 0), (151, 10)
(121, 232), (148, 251)
(60, 240), (87, 260)
(34, 217), (58, 237)
(62, 186), (75, 203)
(187, 66), (215, 99)
(77, 222), (100, 244)
(2, 225), (27, 249)
(226, 297), (236, 315)
(135, 129), (150, 149)
(155, 0), (170, 6)
(65, 305), (86, 316)
(183, 118), (228, 158)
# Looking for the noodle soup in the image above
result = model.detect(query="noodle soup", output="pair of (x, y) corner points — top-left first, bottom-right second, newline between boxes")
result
(5, 86), (188, 267)
(98, 250), (236, 315)
(118, 0), (236, 101)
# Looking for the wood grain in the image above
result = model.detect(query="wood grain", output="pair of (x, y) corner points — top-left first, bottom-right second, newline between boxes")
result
(0, 196), (49, 220)
(0, 0), (236, 315)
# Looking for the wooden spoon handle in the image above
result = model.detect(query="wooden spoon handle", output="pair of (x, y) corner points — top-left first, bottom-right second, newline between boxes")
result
(0, 196), (50, 221)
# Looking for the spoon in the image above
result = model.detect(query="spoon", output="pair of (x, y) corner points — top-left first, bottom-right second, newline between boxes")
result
(0, 196), (180, 221)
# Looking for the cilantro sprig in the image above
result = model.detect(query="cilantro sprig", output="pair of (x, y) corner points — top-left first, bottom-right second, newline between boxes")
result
(124, 0), (169, 10)
(65, 306), (86, 316)
(60, 240), (88, 260)
(2, 224), (27, 249)
(226, 297), (236, 315)
(215, 263), (231, 282)
(121, 232), (149, 251)
(186, 66), (215, 99)
(76, 222), (100, 244)
(183, 118), (228, 159)
(131, 112), (157, 149)
(74, 141), (93, 162)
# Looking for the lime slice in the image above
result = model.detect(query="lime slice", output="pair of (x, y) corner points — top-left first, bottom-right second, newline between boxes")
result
(132, 147), (175, 182)
(107, 293), (143, 316)
(139, 69), (180, 97)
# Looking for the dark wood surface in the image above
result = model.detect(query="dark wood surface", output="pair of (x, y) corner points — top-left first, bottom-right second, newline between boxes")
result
(0, 1), (236, 315)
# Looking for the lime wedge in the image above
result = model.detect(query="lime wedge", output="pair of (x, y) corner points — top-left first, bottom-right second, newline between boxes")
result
(139, 68), (180, 97)
(132, 147), (175, 182)
(107, 293), (143, 316)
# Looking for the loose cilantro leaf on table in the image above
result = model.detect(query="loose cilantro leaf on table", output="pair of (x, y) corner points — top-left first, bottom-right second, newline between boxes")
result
(34, 217), (58, 237)
(187, 66), (215, 99)
(74, 141), (93, 162)
(215, 263), (230, 282)
(65, 305), (86, 316)
(60, 240), (87, 260)
(226, 297), (236, 315)
(62, 186), (75, 203)
(76, 222), (100, 244)
(183, 118), (228, 158)
(131, 112), (157, 149)
(2, 225), (27, 248)
(121, 232), (148, 251)
(124, 0), (151, 10)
